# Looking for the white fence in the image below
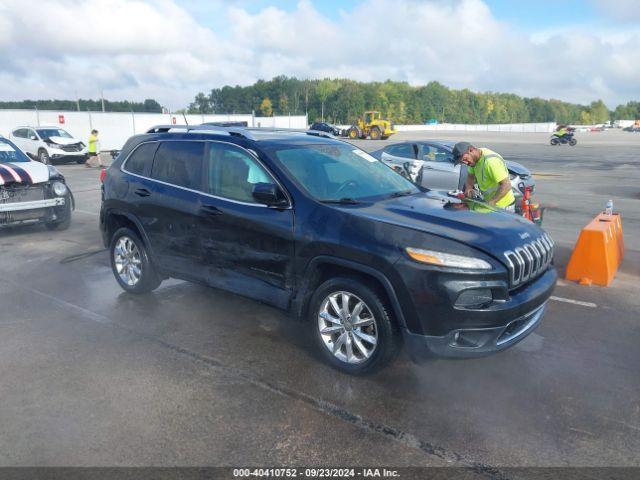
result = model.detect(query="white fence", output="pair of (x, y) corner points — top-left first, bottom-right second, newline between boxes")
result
(395, 122), (556, 133)
(0, 110), (309, 150)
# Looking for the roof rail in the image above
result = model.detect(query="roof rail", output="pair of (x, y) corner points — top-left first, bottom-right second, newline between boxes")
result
(145, 125), (339, 141)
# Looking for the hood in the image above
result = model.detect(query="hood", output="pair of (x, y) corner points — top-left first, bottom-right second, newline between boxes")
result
(344, 191), (543, 260)
(47, 136), (81, 146)
(504, 160), (530, 176)
(0, 161), (49, 185)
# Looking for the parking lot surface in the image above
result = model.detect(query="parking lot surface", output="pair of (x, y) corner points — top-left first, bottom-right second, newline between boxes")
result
(1, 130), (639, 469)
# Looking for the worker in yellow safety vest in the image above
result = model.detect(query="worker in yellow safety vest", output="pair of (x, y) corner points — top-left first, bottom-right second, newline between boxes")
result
(86, 129), (101, 167)
(553, 125), (568, 138)
(452, 142), (516, 212)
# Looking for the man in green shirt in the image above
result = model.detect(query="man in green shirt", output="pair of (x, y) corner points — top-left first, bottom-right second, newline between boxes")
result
(452, 142), (515, 212)
(86, 129), (101, 167)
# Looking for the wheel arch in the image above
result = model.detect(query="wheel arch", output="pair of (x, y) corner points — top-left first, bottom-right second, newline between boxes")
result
(292, 256), (408, 330)
(103, 209), (153, 253)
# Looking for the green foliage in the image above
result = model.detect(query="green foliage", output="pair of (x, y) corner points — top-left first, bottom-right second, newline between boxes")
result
(259, 97), (273, 117)
(190, 76), (629, 125)
(0, 98), (162, 113)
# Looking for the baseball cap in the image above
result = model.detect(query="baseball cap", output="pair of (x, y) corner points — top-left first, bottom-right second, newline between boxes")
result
(452, 142), (473, 163)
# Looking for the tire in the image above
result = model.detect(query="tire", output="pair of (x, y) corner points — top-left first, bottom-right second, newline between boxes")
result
(38, 149), (51, 164)
(348, 128), (359, 140)
(308, 277), (401, 375)
(569, 138), (577, 146)
(550, 138), (558, 146)
(76, 156), (87, 164)
(370, 127), (382, 140)
(110, 227), (161, 294)
(45, 196), (72, 231)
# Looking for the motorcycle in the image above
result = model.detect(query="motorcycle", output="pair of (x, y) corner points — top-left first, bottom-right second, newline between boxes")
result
(550, 132), (577, 146)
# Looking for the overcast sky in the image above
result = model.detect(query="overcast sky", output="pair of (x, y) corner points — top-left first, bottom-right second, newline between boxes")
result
(0, 0), (638, 110)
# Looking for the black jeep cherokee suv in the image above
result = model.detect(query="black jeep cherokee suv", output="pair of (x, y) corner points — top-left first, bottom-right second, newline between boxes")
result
(100, 125), (556, 374)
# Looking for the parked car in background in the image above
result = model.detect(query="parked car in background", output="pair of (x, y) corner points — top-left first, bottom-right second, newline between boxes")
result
(10, 126), (87, 165)
(0, 135), (74, 230)
(309, 121), (341, 136)
(100, 125), (555, 374)
(372, 140), (535, 202)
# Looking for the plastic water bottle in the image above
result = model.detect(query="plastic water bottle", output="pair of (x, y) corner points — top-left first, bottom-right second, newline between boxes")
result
(605, 199), (613, 216)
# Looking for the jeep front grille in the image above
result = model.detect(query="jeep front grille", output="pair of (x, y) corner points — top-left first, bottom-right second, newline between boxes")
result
(504, 234), (554, 288)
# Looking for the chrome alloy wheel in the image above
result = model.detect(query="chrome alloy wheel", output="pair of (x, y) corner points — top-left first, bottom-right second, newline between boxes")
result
(318, 291), (378, 364)
(113, 236), (142, 286)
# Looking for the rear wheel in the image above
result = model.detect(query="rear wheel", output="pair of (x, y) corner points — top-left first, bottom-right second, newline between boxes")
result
(110, 227), (161, 294)
(309, 277), (401, 374)
(348, 128), (359, 140)
(38, 149), (51, 164)
(370, 127), (382, 140)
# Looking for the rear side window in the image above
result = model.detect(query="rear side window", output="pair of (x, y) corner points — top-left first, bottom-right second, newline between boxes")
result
(12, 129), (26, 138)
(151, 141), (204, 190)
(125, 142), (158, 176)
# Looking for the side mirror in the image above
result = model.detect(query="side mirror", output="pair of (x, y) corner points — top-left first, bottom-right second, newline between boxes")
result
(252, 182), (288, 207)
(30, 136), (37, 140)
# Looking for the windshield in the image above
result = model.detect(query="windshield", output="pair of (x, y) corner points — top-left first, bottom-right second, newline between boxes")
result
(36, 128), (73, 140)
(0, 139), (30, 163)
(268, 143), (419, 201)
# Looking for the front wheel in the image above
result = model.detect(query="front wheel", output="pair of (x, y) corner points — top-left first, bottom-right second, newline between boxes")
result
(348, 128), (359, 140)
(569, 138), (577, 146)
(370, 127), (382, 140)
(309, 277), (401, 375)
(110, 227), (161, 294)
(45, 195), (72, 231)
(38, 149), (51, 164)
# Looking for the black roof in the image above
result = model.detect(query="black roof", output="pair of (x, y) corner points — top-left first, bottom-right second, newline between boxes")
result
(143, 125), (343, 146)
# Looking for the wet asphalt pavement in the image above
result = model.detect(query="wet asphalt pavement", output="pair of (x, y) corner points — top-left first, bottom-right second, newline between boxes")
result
(0, 130), (638, 470)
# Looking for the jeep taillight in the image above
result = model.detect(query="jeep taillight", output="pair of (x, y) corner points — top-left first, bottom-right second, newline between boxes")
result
(99, 168), (107, 183)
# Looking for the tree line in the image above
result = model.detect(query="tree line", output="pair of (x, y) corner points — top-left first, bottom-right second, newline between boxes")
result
(0, 99), (163, 113)
(188, 76), (638, 125)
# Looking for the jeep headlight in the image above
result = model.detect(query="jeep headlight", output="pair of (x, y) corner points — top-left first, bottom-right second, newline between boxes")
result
(406, 247), (492, 270)
(52, 181), (67, 196)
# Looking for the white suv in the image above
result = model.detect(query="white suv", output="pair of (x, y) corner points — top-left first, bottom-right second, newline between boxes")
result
(10, 126), (88, 164)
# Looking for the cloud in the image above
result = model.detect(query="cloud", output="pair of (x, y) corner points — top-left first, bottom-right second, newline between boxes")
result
(0, 0), (638, 109)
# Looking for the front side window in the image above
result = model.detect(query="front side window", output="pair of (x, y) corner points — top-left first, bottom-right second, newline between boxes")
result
(423, 145), (454, 163)
(26, 129), (37, 140)
(36, 128), (73, 140)
(385, 144), (415, 159)
(125, 142), (158, 176)
(0, 139), (30, 163)
(151, 141), (204, 190)
(207, 143), (271, 203)
(269, 143), (419, 201)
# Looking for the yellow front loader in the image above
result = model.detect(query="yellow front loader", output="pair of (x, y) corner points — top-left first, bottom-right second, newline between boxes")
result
(347, 111), (396, 140)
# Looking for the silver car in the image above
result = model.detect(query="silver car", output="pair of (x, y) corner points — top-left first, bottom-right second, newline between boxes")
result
(374, 141), (535, 201)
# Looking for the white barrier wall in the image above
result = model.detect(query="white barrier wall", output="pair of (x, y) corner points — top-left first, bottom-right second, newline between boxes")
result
(396, 123), (556, 133)
(0, 110), (309, 150)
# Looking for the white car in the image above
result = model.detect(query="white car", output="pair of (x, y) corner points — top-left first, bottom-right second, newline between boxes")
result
(0, 136), (74, 230)
(9, 126), (88, 164)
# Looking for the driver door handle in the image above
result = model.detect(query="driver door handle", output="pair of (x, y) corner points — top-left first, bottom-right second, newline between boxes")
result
(200, 204), (223, 216)
(134, 188), (151, 197)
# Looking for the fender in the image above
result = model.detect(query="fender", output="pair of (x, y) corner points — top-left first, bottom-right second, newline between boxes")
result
(101, 208), (155, 257)
(292, 255), (408, 330)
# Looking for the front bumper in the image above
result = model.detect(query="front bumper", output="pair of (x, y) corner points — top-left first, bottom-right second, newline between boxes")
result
(0, 197), (65, 212)
(406, 302), (546, 358)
